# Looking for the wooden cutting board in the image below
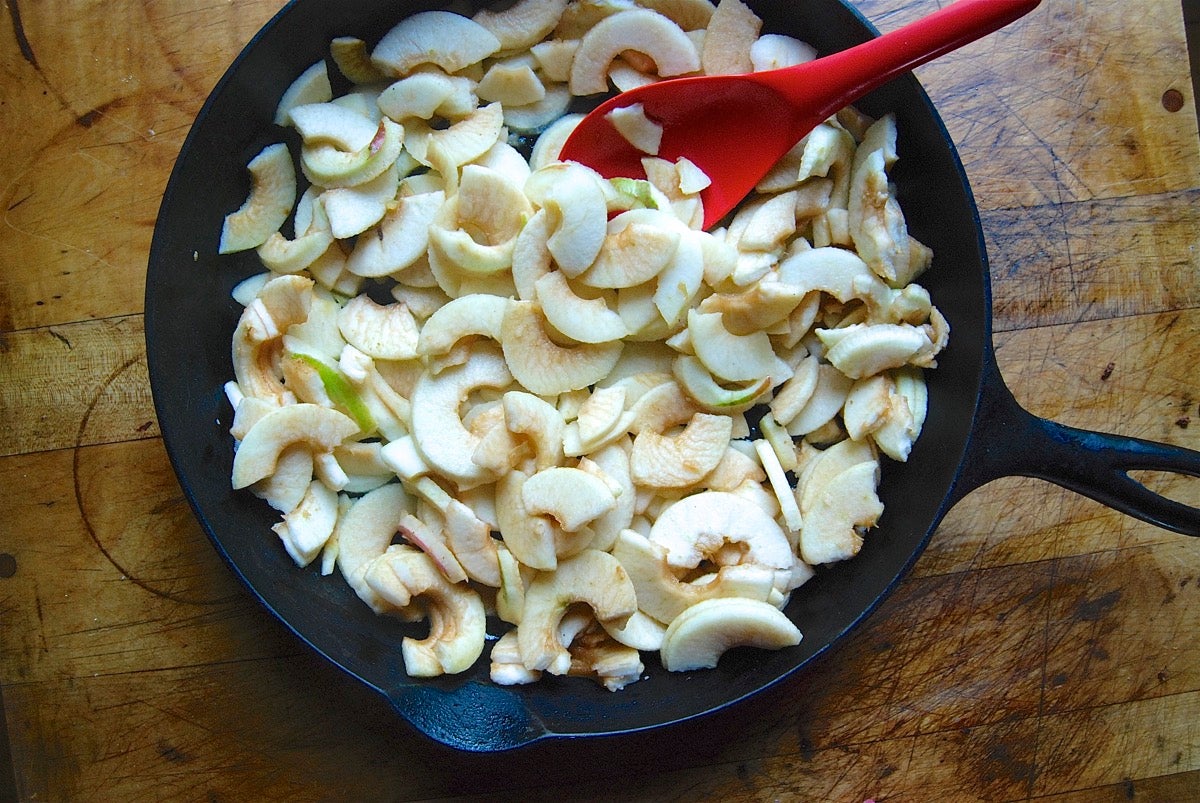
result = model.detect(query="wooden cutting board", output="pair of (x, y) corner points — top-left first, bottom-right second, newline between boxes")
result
(2, 0), (1198, 799)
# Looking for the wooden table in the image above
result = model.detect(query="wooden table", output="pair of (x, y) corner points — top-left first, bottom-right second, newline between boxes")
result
(2, 1), (1198, 799)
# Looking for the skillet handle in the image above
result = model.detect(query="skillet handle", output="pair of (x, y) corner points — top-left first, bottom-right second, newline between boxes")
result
(388, 681), (549, 752)
(951, 355), (1200, 536)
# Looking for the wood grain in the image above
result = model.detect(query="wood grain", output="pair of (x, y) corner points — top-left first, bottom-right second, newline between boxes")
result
(1, 0), (1198, 800)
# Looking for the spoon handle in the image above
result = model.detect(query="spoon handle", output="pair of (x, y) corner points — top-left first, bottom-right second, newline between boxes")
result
(759, 0), (1042, 128)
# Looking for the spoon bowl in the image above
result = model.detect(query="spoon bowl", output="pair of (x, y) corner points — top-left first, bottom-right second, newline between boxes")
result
(559, 0), (1041, 229)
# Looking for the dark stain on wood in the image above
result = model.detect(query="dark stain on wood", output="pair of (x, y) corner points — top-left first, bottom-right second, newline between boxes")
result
(1074, 590), (1122, 622)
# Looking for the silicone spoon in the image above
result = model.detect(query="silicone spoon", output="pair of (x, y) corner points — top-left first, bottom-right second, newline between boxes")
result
(558, 0), (1041, 229)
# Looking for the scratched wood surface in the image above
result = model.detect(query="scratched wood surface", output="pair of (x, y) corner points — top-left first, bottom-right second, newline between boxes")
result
(1, 0), (1199, 800)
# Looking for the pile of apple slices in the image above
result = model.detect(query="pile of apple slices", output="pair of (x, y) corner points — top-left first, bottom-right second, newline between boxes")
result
(217, 0), (947, 689)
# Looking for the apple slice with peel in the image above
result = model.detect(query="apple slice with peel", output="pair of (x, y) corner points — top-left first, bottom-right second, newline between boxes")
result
(301, 118), (403, 189)
(219, 143), (296, 254)
(687, 308), (790, 384)
(397, 513), (468, 584)
(660, 597), (802, 671)
(672, 355), (771, 414)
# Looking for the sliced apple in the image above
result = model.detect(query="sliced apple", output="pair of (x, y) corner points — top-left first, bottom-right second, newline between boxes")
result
(274, 60), (332, 126)
(347, 190), (444, 278)
(231, 402), (358, 490)
(672, 354), (770, 413)
(606, 102), (663, 155)
(321, 160), (401, 239)
(328, 36), (386, 84)
(660, 597), (801, 671)
(630, 411), (731, 489)
(611, 529), (775, 624)
(409, 348), (513, 488)
(524, 162), (609, 276)
(365, 546), (486, 676)
(648, 490), (793, 571)
(336, 293), (420, 361)
(569, 9), (699, 95)
(301, 117), (404, 189)
(377, 72), (477, 122)
(288, 102), (379, 152)
(522, 466), (618, 532)
(220, 143), (296, 254)
(687, 308), (789, 384)
(577, 210), (681, 289)
(371, 11), (501, 77)
(473, 0), (568, 52)
(500, 300), (624, 396)
(816, 322), (935, 380)
(535, 271), (628, 344)
(477, 59), (546, 106)
(518, 549), (637, 674)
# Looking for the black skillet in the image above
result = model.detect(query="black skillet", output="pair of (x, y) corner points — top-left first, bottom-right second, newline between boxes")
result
(144, 0), (1200, 752)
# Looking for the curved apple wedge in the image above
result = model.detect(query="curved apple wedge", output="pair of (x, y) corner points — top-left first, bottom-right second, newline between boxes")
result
(660, 597), (802, 672)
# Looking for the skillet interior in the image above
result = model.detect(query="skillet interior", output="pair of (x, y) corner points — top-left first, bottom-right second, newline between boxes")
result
(145, 0), (991, 746)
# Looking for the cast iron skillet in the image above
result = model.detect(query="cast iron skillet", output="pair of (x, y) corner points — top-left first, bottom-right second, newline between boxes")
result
(145, 0), (1200, 752)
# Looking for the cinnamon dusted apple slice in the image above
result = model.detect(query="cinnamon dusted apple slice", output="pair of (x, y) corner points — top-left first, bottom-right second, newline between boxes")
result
(363, 546), (486, 676)
(219, 143), (296, 254)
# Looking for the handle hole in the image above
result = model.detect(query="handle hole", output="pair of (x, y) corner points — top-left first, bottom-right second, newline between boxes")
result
(1127, 469), (1200, 508)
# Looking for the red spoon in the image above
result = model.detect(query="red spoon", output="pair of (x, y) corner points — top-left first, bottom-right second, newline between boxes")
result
(558, 0), (1041, 230)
